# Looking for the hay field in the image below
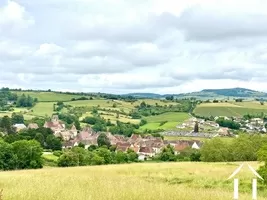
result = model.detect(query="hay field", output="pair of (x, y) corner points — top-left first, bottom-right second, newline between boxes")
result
(0, 162), (265, 200)
(194, 101), (267, 117)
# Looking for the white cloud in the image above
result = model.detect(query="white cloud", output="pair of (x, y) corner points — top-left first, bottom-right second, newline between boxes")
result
(1, 0), (267, 94)
(0, 0), (34, 36)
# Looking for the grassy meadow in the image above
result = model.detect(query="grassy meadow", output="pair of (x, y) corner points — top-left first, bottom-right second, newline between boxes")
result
(15, 91), (82, 102)
(0, 108), (34, 120)
(99, 111), (141, 124)
(31, 102), (55, 117)
(0, 162), (266, 200)
(194, 101), (267, 117)
(140, 112), (189, 130)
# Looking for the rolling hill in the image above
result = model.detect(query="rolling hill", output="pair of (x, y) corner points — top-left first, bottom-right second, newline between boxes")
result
(193, 101), (267, 117)
(128, 88), (267, 99)
(178, 87), (267, 99)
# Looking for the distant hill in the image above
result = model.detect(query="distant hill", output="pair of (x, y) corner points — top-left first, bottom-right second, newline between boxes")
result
(177, 88), (267, 99)
(123, 93), (163, 99)
(127, 88), (267, 99)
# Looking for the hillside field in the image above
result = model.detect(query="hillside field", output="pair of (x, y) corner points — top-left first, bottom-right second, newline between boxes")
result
(14, 91), (83, 102)
(140, 112), (190, 130)
(0, 162), (265, 200)
(194, 101), (267, 117)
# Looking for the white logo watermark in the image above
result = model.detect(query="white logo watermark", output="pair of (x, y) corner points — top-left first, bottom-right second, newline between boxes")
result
(227, 163), (264, 200)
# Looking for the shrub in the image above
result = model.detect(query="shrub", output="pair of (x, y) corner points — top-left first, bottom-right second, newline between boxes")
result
(53, 150), (63, 157)
(159, 121), (168, 126)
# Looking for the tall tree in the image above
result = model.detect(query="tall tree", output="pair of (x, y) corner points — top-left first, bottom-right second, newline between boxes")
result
(194, 121), (199, 133)
(11, 113), (24, 124)
(97, 133), (111, 147)
(46, 135), (62, 150)
(12, 140), (43, 169)
(0, 116), (14, 134)
(0, 140), (17, 170)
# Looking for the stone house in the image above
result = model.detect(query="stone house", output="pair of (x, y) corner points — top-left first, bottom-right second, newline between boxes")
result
(28, 123), (39, 129)
(13, 123), (27, 132)
(43, 115), (65, 133)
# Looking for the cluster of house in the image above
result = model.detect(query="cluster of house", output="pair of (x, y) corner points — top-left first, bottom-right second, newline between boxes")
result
(175, 115), (267, 136)
(235, 117), (266, 133)
(41, 115), (202, 160)
(177, 117), (219, 130)
(13, 122), (39, 132)
(176, 117), (231, 136)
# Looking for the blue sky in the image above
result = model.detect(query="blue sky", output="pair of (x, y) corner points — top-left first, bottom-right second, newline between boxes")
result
(1, 0), (267, 94)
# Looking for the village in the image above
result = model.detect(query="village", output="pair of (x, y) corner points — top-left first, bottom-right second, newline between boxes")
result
(10, 113), (267, 161)
(172, 115), (267, 136)
(11, 115), (202, 161)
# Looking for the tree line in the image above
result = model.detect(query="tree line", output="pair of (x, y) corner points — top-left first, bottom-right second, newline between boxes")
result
(0, 88), (37, 111)
(56, 133), (139, 167)
(215, 117), (240, 130)
(130, 100), (194, 118)
(200, 134), (267, 162)
(0, 139), (43, 170)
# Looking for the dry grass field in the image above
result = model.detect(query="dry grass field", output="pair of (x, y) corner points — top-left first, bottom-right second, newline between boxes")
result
(0, 162), (266, 200)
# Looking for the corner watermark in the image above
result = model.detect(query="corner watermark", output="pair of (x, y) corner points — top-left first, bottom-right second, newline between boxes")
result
(227, 163), (264, 200)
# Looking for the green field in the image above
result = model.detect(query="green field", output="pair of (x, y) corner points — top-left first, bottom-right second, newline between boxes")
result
(145, 112), (189, 122)
(31, 102), (55, 117)
(66, 100), (111, 107)
(99, 111), (140, 124)
(194, 101), (267, 117)
(42, 153), (59, 161)
(133, 99), (179, 107)
(0, 162), (265, 200)
(164, 136), (234, 143)
(0, 108), (34, 120)
(140, 112), (189, 130)
(14, 91), (82, 102)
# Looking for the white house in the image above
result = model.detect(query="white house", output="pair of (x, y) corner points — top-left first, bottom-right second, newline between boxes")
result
(192, 142), (200, 149)
(13, 124), (27, 132)
(138, 155), (146, 161)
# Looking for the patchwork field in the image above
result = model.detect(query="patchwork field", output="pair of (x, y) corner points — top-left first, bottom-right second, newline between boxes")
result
(194, 101), (267, 117)
(0, 162), (265, 200)
(133, 99), (179, 107)
(140, 112), (189, 130)
(99, 111), (141, 124)
(0, 108), (34, 120)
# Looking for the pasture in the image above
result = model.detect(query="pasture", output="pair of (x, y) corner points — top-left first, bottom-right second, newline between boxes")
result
(66, 100), (112, 107)
(164, 136), (234, 144)
(133, 99), (178, 107)
(31, 102), (55, 117)
(140, 112), (189, 130)
(0, 162), (265, 200)
(0, 108), (34, 120)
(194, 101), (267, 117)
(99, 111), (140, 124)
(14, 91), (83, 102)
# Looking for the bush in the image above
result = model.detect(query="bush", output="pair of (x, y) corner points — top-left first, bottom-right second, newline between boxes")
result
(58, 151), (79, 167)
(12, 140), (43, 169)
(53, 150), (63, 157)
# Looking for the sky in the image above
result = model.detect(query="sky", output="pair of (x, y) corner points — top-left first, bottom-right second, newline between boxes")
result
(1, 0), (267, 94)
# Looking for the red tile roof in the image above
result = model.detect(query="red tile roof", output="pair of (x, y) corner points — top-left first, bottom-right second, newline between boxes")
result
(174, 142), (190, 151)
(139, 147), (153, 154)
(116, 145), (129, 152)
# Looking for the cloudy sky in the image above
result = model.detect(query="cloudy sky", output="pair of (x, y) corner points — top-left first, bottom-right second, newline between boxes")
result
(1, 0), (267, 94)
